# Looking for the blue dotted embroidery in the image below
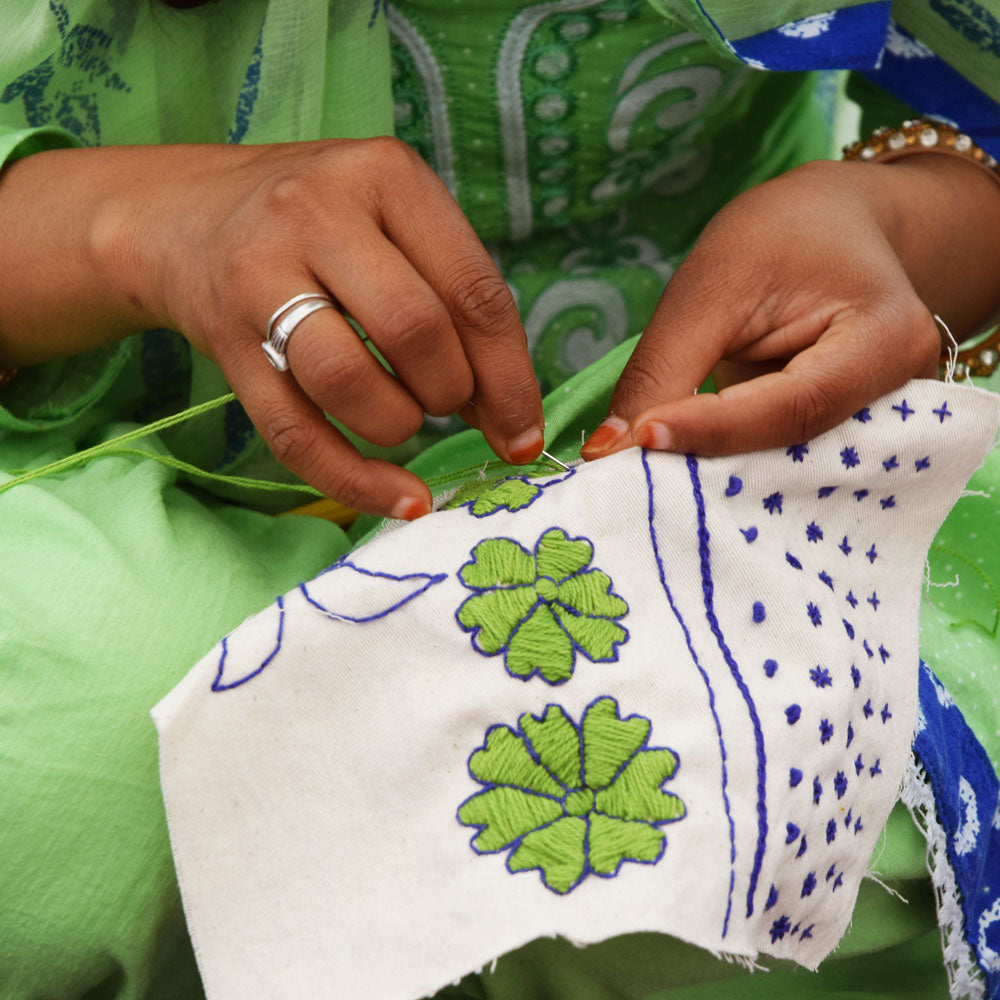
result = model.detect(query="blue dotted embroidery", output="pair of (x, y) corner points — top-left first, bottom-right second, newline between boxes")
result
(764, 884), (779, 910)
(212, 595), (285, 692)
(802, 872), (817, 897)
(770, 915), (792, 942)
(846, 590), (859, 609)
(844, 810), (853, 830)
(819, 719), (834, 744)
(800, 925), (814, 941)
(846, 722), (854, 748)
(853, 818), (863, 835)
(879, 495), (896, 510)
(881, 703), (893, 723)
(879, 644), (891, 663)
(786, 704), (802, 724)
(813, 776), (823, 804)
(863, 699), (874, 719)
(882, 455), (899, 471)
(818, 486), (837, 498)
(741, 527), (758, 542)
(834, 771), (848, 799)
(843, 619), (855, 639)
(763, 492), (784, 515)
(752, 601), (767, 623)
(855, 754), (864, 776)
(763, 658), (779, 678)
(852, 407), (872, 423)
(809, 665), (832, 688)
(915, 456), (931, 471)
(796, 836), (808, 858)
(863, 639), (874, 659)
(851, 665), (861, 688)
(892, 399), (915, 421)
(867, 591), (880, 610)
(870, 759), (882, 777)
(786, 552), (803, 570)
(725, 475), (743, 497)
(825, 819), (837, 844)
(303, 561), (447, 623)
(853, 489), (869, 501)
(786, 443), (809, 462)
(786, 822), (801, 844)
(840, 446), (861, 468)
(789, 768), (803, 787)
(839, 536), (852, 556)
(806, 603), (822, 627)
(827, 864), (837, 882)
(818, 571), (834, 590)
(866, 544), (878, 563)
(932, 401), (952, 422)
(833, 872), (844, 890)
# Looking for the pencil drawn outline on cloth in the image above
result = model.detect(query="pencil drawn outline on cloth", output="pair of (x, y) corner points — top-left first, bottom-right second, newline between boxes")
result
(457, 696), (685, 894)
(455, 526), (629, 684)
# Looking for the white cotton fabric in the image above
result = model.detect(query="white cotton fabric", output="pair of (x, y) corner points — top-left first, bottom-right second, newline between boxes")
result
(154, 379), (999, 1000)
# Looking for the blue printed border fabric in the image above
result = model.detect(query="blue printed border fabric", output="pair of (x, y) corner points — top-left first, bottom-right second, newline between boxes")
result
(692, 1), (1000, 156)
(915, 662), (1000, 998)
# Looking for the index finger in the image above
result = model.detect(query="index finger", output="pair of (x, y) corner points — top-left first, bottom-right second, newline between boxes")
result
(374, 149), (544, 464)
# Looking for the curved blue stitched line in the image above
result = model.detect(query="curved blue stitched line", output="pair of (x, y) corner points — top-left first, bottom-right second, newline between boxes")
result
(686, 455), (768, 920)
(212, 594), (285, 692)
(641, 450), (736, 938)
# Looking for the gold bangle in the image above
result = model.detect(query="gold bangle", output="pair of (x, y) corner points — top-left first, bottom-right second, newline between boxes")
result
(842, 117), (1000, 191)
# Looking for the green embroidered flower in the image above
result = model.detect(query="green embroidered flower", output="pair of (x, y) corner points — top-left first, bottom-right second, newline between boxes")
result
(458, 697), (685, 894)
(456, 527), (628, 683)
(444, 469), (575, 518)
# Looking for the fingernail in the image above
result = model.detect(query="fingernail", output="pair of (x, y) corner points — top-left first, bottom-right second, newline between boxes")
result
(506, 427), (544, 464)
(391, 496), (431, 521)
(581, 416), (628, 459)
(634, 421), (673, 450)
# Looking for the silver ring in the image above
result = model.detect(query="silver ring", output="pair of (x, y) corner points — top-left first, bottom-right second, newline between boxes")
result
(262, 294), (336, 371)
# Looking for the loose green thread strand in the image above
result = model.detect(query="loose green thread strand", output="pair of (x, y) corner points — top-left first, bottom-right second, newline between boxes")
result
(0, 389), (567, 498)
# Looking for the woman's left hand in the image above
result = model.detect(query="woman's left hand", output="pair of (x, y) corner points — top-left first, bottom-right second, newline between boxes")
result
(581, 155), (1000, 460)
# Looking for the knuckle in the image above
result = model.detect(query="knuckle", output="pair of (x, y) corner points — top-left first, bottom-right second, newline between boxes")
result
(373, 296), (450, 361)
(444, 264), (518, 334)
(262, 408), (319, 471)
(326, 461), (373, 511)
(783, 375), (840, 443)
(309, 347), (373, 397)
(260, 172), (316, 222)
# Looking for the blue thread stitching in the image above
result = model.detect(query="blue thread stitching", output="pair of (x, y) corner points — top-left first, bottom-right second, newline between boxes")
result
(933, 402), (952, 422)
(786, 552), (803, 570)
(840, 446), (860, 468)
(818, 486), (837, 498)
(882, 455), (899, 471)
(818, 571), (834, 590)
(786, 443), (809, 462)
(301, 560), (447, 623)
(741, 527), (758, 542)
(853, 407), (872, 423)
(846, 591), (859, 608)
(839, 536), (852, 556)
(892, 399), (915, 421)
(643, 450), (736, 936)
(806, 521), (824, 543)
(763, 492), (783, 515)
(686, 454), (767, 920)
(456, 695), (684, 895)
(212, 595), (285, 691)
(915, 456), (931, 471)
(810, 665), (832, 688)
(725, 475), (743, 497)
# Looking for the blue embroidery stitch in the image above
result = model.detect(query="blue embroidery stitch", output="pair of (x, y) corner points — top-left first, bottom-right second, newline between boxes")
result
(770, 915), (792, 942)
(854, 489), (869, 501)
(882, 455), (899, 471)
(846, 591), (859, 608)
(855, 753), (864, 775)
(789, 768), (803, 787)
(881, 703), (893, 723)
(863, 639), (874, 659)
(725, 475), (743, 497)
(763, 491), (784, 515)
(833, 872), (844, 889)
(741, 527), (758, 542)
(796, 836), (808, 858)
(839, 535), (852, 555)
(806, 521), (824, 543)
(764, 884), (779, 910)
(879, 644), (890, 663)
(863, 699), (874, 718)
(870, 759), (882, 777)
(852, 407), (872, 423)
(892, 399), (915, 420)
(853, 818), (863, 835)
(752, 601), (766, 623)
(809, 665), (832, 688)
(843, 619), (855, 639)
(846, 722), (854, 747)
(851, 665), (861, 688)
(802, 872), (817, 897)
(786, 552), (803, 570)
(915, 456), (931, 471)
(866, 544), (878, 563)
(932, 401), (952, 422)
(844, 809), (852, 830)
(786, 822), (801, 844)
(867, 591), (880, 610)
(212, 595), (285, 691)
(818, 571), (834, 590)
(786, 443), (809, 462)
(806, 603), (822, 627)
(763, 658), (778, 678)
(686, 455), (768, 920)
(819, 719), (834, 744)
(786, 704), (802, 724)
(800, 925), (814, 940)
(813, 775), (823, 804)
(302, 561), (447, 624)
(834, 771), (848, 798)
(826, 819), (837, 844)
(879, 495), (896, 510)
(643, 452), (736, 936)
(818, 486), (837, 498)
(840, 446), (860, 468)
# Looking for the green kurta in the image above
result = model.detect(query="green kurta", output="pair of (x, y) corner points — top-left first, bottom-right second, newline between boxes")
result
(0, 2), (996, 997)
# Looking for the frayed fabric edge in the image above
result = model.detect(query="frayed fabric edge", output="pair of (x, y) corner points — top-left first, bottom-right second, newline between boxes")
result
(901, 755), (987, 1000)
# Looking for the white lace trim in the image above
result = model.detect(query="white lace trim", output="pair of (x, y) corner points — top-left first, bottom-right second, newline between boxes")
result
(901, 757), (986, 1000)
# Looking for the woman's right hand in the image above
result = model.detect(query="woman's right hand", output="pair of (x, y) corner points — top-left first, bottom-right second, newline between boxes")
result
(0, 138), (544, 518)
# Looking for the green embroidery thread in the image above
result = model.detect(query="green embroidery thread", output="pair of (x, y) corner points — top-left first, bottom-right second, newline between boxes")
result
(445, 476), (542, 516)
(456, 527), (628, 683)
(458, 697), (685, 894)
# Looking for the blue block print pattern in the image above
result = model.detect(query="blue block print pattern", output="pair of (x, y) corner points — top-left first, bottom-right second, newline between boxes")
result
(914, 663), (1000, 997)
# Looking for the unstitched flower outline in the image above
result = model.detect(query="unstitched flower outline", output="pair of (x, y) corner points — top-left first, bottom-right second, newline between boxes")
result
(455, 526), (629, 684)
(457, 697), (686, 894)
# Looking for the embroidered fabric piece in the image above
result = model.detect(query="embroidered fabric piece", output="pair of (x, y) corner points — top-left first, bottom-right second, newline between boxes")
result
(154, 380), (998, 1000)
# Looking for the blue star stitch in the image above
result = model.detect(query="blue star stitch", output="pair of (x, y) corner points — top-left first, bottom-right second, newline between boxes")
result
(840, 446), (860, 468)
(892, 399), (915, 421)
